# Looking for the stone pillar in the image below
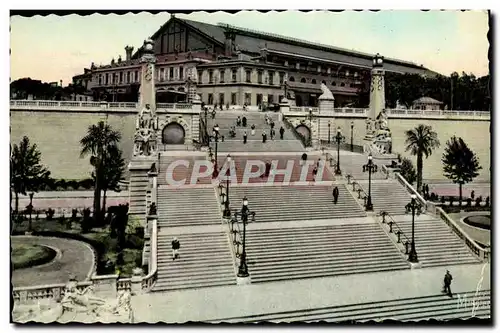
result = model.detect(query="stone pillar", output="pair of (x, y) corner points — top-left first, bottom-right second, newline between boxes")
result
(366, 53), (385, 140)
(130, 268), (144, 295)
(139, 39), (157, 110)
(280, 98), (290, 115)
(318, 84), (335, 144)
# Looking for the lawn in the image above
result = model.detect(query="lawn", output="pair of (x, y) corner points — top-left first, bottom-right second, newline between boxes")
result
(11, 243), (57, 270)
(11, 216), (144, 278)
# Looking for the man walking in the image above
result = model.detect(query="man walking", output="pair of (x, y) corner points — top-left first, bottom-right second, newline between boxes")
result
(172, 237), (180, 260)
(279, 126), (285, 140)
(243, 130), (248, 144)
(443, 270), (453, 297)
(262, 130), (267, 143)
(332, 186), (339, 204)
(251, 124), (256, 136)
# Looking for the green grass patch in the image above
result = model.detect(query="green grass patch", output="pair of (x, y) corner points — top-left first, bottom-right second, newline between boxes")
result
(463, 215), (491, 230)
(11, 244), (57, 270)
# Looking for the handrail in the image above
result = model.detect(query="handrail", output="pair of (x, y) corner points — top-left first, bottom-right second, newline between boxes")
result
(282, 116), (310, 147)
(140, 218), (158, 290)
(380, 164), (390, 179)
(395, 173), (427, 210)
(436, 207), (490, 262)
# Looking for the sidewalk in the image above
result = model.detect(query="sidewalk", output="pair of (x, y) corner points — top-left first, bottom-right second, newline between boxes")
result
(131, 263), (490, 323)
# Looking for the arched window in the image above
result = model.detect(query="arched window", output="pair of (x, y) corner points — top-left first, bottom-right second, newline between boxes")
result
(300, 78), (306, 83)
(311, 79), (317, 84)
(332, 82), (337, 86)
(289, 76), (295, 82)
(340, 82), (345, 87)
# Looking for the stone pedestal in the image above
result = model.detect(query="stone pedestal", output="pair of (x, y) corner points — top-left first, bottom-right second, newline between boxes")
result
(409, 261), (423, 269)
(236, 276), (251, 285)
(130, 268), (144, 295)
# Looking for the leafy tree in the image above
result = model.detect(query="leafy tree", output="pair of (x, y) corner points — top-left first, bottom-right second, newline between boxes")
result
(399, 157), (417, 185)
(405, 124), (440, 193)
(92, 145), (126, 214)
(80, 121), (121, 222)
(442, 136), (482, 206)
(10, 137), (51, 214)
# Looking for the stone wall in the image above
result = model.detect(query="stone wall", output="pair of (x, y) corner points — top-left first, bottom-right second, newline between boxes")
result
(10, 109), (197, 180)
(288, 115), (490, 181)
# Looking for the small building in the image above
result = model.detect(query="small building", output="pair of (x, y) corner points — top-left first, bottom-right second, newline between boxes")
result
(412, 97), (443, 110)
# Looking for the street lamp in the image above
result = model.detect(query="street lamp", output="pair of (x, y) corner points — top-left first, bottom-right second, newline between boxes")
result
(203, 107), (209, 145)
(211, 124), (220, 161)
(328, 121), (331, 144)
(362, 153), (377, 211)
(350, 121), (354, 152)
(28, 192), (34, 232)
(233, 196), (256, 278)
(334, 127), (344, 175)
(223, 154), (232, 218)
(406, 194), (422, 263)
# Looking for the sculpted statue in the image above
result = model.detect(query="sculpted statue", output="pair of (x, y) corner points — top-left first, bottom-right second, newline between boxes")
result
(187, 67), (199, 83)
(133, 128), (157, 157)
(376, 109), (389, 130)
(319, 83), (334, 100)
(137, 104), (156, 130)
(60, 278), (106, 314)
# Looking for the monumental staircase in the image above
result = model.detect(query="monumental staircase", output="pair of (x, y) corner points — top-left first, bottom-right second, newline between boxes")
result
(153, 231), (236, 292)
(128, 172), (149, 220)
(158, 154), (212, 186)
(242, 223), (409, 284)
(357, 180), (413, 215)
(208, 289), (490, 322)
(383, 214), (482, 267)
(157, 187), (222, 227)
(215, 154), (334, 184)
(227, 185), (366, 223)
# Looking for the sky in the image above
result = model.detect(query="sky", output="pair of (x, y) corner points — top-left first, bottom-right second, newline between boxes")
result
(9, 10), (489, 85)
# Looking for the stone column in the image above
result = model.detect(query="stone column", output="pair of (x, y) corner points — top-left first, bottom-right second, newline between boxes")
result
(139, 39), (157, 110)
(318, 84), (335, 144)
(130, 268), (144, 295)
(366, 53), (385, 140)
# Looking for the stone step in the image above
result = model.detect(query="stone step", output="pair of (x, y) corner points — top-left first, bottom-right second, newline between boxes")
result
(206, 290), (490, 323)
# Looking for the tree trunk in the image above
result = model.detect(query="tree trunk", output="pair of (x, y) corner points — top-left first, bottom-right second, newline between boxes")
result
(15, 192), (19, 215)
(102, 189), (107, 216)
(93, 166), (102, 223)
(416, 152), (423, 193)
(459, 182), (463, 207)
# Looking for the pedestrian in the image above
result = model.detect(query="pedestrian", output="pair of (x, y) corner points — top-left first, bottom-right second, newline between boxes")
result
(279, 126), (285, 140)
(270, 121), (275, 130)
(262, 131), (267, 143)
(333, 186), (339, 204)
(242, 116), (247, 127)
(471, 190), (475, 200)
(243, 130), (247, 144)
(312, 166), (318, 181)
(264, 161), (271, 178)
(251, 124), (256, 136)
(211, 110), (216, 119)
(236, 116), (241, 126)
(271, 129), (275, 140)
(172, 237), (180, 260)
(443, 270), (453, 297)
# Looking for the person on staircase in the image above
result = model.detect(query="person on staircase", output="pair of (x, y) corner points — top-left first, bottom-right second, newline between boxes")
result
(312, 166), (318, 181)
(270, 120), (275, 131)
(242, 116), (247, 127)
(236, 116), (242, 127)
(243, 130), (248, 144)
(262, 130), (267, 143)
(332, 186), (339, 204)
(270, 128), (276, 140)
(443, 270), (453, 297)
(211, 110), (216, 119)
(251, 124), (256, 136)
(172, 237), (180, 260)
(264, 161), (271, 178)
(279, 126), (285, 140)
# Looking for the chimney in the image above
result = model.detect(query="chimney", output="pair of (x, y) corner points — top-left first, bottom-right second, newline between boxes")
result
(125, 45), (134, 61)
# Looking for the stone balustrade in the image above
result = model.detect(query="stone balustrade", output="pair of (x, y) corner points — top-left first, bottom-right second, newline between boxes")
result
(284, 106), (490, 120)
(10, 100), (191, 111)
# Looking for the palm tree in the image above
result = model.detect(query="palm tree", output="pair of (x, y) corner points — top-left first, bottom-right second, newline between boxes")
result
(442, 136), (482, 206)
(405, 124), (440, 193)
(93, 145), (126, 214)
(10, 136), (51, 218)
(80, 121), (121, 222)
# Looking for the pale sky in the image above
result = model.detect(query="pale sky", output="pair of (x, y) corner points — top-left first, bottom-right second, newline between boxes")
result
(10, 10), (489, 85)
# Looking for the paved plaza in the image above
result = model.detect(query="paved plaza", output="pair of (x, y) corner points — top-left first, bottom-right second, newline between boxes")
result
(131, 263), (490, 322)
